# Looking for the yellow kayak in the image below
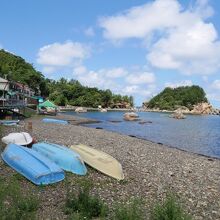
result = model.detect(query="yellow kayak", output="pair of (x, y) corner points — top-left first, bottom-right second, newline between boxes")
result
(70, 144), (124, 180)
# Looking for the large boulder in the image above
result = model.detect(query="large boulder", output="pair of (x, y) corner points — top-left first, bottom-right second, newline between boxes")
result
(170, 110), (186, 119)
(123, 112), (139, 121)
(75, 107), (87, 113)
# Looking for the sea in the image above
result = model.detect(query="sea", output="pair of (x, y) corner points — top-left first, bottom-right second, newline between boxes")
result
(62, 111), (220, 159)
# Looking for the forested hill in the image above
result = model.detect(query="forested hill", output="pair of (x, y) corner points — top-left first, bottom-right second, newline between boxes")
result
(0, 49), (133, 108)
(145, 86), (208, 110)
(0, 49), (47, 95)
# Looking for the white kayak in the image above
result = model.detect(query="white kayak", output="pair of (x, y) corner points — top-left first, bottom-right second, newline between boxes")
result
(2, 132), (33, 146)
(70, 144), (124, 180)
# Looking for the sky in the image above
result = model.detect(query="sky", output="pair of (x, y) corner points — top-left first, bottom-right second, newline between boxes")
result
(1, 0), (220, 107)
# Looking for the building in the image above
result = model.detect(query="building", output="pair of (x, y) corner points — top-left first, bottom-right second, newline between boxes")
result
(0, 77), (36, 108)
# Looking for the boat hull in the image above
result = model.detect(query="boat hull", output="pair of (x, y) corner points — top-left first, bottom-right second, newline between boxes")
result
(32, 142), (87, 175)
(1, 144), (65, 185)
(70, 144), (124, 180)
(42, 118), (68, 125)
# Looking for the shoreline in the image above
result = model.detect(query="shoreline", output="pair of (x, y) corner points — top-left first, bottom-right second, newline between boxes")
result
(1, 114), (220, 219)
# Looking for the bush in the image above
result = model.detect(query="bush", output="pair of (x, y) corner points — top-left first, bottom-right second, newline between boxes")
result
(113, 199), (144, 220)
(151, 195), (192, 220)
(0, 177), (39, 220)
(65, 184), (108, 219)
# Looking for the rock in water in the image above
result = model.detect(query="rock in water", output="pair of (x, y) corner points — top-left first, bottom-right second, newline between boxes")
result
(123, 112), (139, 121)
(170, 110), (186, 119)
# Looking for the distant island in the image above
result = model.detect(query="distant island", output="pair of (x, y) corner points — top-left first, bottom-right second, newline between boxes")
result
(0, 49), (133, 109)
(143, 86), (219, 115)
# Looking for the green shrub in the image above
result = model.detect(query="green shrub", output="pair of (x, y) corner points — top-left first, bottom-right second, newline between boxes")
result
(0, 178), (39, 220)
(151, 195), (192, 220)
(65, 185), (108, 219)
(113, 199), (144, 220)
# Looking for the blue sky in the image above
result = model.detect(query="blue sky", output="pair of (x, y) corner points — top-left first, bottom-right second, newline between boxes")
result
(1, 0), (220, 107)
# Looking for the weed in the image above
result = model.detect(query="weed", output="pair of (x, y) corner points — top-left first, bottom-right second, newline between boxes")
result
(65, 184), (108, 219)
(151, 194), (192, 220)
(0, 177), (39, 220)
(113, 199), (144, 220)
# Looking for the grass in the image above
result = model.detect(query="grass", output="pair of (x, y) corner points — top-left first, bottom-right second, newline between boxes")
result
(0, 177), (39, 220)
(113, 199), (144, 220)
(151, 194), (192, 220)
(65, 180), (108, 219)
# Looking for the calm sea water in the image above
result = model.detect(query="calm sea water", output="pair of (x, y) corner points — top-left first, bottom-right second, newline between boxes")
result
(63, 111), (220, 159)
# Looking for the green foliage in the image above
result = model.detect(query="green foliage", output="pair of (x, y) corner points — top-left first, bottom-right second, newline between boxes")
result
(148, 86), (208, 110)
(0, 49), (47, 95)
(65, 183), (108, 219)
(0, 50), (133, 107)
(0, 177), (39, 220)
(47, 78), (134, 108)
(151, 195), (192, 220)
(113, 199), (144, 220)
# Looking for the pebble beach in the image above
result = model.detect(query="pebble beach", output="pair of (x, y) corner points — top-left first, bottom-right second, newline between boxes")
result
(0, 114), (220, 219)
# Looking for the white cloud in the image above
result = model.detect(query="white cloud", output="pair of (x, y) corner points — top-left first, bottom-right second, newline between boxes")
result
(99, 0), (181, 40)
(103, 67), (128, 78)
(72, 66), (156, 100)
(126, 72), (155, 84)
(37, 41), (90, 73)
(84, 27), (95, 37)
(165, 80), (193, 88)
(73, 65), (87, 75)
(147, 21), (220, 75)
(100, 0), (220, 75)
(211, 80), (220, 90)
(207, 93), (220, 102)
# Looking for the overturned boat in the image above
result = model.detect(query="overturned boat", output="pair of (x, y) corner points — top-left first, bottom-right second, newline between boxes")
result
(70, 144), (124, 180)
(32, 142), (87, 175)
(42, 118), (68, 125)
(2, 132), (33, 146)
(1, 143), (65, 185)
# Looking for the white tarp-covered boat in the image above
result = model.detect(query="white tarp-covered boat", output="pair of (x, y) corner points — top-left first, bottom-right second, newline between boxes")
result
(2, 132), (33, 146)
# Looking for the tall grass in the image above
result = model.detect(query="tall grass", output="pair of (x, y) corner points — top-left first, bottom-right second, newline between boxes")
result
(113, 199), (144, 220)
(65, 180), (108, 219)
(151, 194), (192, 220)
(0, 177), (39, 220)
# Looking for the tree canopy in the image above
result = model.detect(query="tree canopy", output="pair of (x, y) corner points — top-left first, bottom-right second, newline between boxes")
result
(0, 49), (48, 95)
(146, 86), (208, 110)
(0, 50), (133, 108)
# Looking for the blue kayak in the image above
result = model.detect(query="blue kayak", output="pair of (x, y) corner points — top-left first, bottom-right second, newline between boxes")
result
(32, 142), (87, 175)
(1, 143), (65, 185)
(42, 118), (68, 125)
(0, 120), (20, 126)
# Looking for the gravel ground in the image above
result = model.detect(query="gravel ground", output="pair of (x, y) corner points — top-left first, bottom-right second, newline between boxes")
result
(0, 114), (220, 219)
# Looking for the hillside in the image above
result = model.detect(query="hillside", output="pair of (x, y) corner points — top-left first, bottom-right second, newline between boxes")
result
(145, 86), (208, 110)
(0, 49), (47, 95)
(0, 50), (133, 108)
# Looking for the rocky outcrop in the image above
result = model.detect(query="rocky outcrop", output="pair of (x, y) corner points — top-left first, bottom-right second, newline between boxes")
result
(170, 109), (186, 119)
(75, 107), (87, 113)
(123, 112), (139, 121)
(191, 102), (218, 115)
(100, 108), (107, 112)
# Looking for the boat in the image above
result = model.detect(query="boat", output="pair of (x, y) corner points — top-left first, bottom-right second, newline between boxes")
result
(70, 144), (124, 180)
(32, 142), (87, 175)
(42, 118), (68, 125)
(1, 143), (65, 185)
(2, 132), (33, 145)
(0, 120), (20, 126)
